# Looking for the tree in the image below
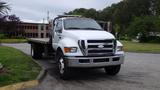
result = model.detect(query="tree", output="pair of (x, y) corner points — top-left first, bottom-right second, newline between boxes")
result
(127, 16), (160, 42)
(99, 0), (160, 38)
(65, 8), (99, 20)
(1, 15), (21, 37)
(0, 1), (21, 38)
(65, 0), (160, 41)
(114, 24), (120, 39)
(100, 4), (117, 21)
(66, 8), (87, 16)
(0, 1), (10, 31)
(151, 0), (160, 15)
(0, 1), (10, 16)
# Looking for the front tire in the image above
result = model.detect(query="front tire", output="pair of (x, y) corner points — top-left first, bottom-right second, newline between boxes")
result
(57, 51), (70, 80)
(104, 65), (121, 76)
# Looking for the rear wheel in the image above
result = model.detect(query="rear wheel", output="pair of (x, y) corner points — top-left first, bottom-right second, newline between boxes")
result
(49, 35), (52, 43)
(57, 51), (70, 80)
(104, 65), (121, 76)
(31, 44), (43, 59)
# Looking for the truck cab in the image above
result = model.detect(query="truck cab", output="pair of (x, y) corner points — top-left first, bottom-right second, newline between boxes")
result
(50, 15), (124, 79)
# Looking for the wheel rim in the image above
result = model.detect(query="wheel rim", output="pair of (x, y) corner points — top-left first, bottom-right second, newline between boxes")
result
(59, 58), (65, 74)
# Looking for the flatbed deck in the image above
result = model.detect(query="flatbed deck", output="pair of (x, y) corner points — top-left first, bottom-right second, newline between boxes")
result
(28, 38), (50, 44)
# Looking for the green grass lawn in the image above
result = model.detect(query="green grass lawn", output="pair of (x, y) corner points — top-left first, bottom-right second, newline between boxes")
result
(121, 41), (160, 53)
(0, 39), (27, 43)
(0, 46), (41, 87)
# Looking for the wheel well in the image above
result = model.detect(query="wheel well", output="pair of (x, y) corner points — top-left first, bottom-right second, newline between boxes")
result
(56, 47), (63, 56)
(55, 47), (63, 62)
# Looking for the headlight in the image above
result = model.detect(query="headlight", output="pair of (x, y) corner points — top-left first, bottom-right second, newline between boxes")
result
(117, 46), (123, 51)
(64, 47), (77, 53)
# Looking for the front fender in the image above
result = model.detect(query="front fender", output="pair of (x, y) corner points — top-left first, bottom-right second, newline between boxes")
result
(57, 38), (83, 56)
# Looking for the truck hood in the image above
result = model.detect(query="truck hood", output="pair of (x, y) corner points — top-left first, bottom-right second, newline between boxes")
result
(64, 30), (115, 40)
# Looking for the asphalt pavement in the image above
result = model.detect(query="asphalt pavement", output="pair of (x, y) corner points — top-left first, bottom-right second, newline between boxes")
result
(2, 43), (160, 90)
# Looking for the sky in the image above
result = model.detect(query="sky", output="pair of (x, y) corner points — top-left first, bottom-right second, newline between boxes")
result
(5, 0), (121, 23)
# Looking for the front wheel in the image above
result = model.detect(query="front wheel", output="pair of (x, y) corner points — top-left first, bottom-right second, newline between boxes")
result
(104, 65), (121, 76)
(57, 51), (70, 80)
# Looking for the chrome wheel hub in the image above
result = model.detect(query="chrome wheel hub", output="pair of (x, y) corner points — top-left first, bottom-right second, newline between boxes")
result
(59, 58), (64, 74)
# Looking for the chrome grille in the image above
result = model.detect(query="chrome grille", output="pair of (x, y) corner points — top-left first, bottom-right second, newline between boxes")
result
(86, 39), (115, 56)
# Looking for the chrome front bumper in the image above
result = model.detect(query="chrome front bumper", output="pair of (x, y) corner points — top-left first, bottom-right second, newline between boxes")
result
(65, 55), (124, 68)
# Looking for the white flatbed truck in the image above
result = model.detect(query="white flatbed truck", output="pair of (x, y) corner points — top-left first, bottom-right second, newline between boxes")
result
(28, 15), (125, 79)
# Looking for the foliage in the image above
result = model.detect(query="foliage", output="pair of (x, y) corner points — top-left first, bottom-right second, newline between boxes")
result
(65, 0), (160, 42)
(0, 62), (3, 69)
(66, 8), (100, 20)
(120, 35), (132, 41)
(0, 14), (20, 30)
(127, 16), (160, 42)
(0, 1), (21, 38)
(0, 33), (7, 39)
(0, 46), (41, 86)
(0, 14), (21, 38)
(114, 24), (120, 38)
(151, 0), (160, 15)
(0, 0), (10, 15)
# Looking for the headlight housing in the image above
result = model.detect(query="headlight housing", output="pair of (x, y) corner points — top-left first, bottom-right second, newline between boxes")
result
(64, 47), (77, 53)
(117, 46), (123, 51)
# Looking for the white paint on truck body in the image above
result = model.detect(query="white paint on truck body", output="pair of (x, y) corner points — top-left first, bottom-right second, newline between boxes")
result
(51, 16), (124, 67)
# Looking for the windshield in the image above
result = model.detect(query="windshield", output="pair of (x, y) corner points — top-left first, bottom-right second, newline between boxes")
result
(64, 18), (103, 30)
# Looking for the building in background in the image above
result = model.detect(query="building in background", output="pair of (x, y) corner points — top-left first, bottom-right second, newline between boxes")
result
(2, 20), (111, 38)
(17, 22), (49, 38)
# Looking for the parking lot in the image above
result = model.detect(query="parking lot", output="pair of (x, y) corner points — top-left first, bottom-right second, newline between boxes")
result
(2, 43), (160, 90)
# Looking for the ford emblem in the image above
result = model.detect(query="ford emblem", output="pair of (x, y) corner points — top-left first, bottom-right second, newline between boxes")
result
(98, 45), (104, 48)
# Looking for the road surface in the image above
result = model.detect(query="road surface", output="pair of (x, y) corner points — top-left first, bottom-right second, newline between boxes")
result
(2, 43), (160, 90)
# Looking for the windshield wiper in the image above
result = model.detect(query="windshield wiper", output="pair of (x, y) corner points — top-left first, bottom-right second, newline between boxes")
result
(65, 27), (82, 30)
(82, 28), (102, 30)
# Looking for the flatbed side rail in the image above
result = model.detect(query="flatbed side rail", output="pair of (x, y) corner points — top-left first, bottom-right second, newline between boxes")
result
(28, 38), (50, 45)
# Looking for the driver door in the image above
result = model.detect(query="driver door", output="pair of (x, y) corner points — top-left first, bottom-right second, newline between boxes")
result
(53, 19), (63, 48)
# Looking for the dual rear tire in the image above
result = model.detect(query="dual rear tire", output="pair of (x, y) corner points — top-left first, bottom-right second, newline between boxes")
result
(31, 45), (43, 59)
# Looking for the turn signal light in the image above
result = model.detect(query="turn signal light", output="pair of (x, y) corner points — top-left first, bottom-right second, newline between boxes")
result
(64, 47), (77, 53)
